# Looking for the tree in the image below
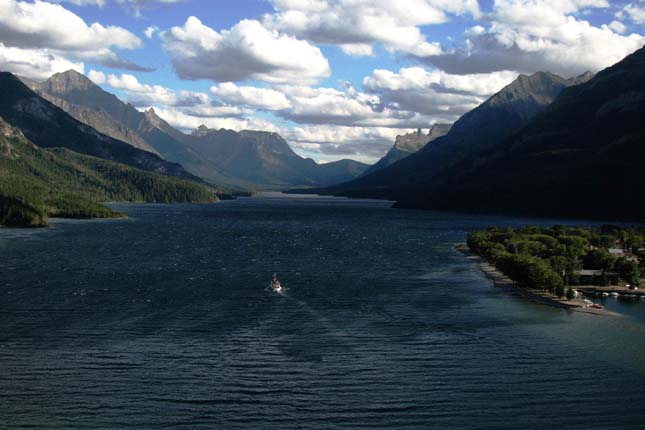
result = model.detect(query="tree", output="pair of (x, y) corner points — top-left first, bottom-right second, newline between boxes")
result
(565, 287), (575, 300)
(583, 249), (616, 272)
(615, 258), (641, 286)
(555, 283), (566, 298)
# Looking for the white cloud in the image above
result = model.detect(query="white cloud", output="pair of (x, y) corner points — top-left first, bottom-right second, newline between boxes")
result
(265, 67), (516, 128)
(105, 73), (208, 106)
(0, 0), (147, 70)
(0, 1), (141, 50)
(625, 3), (645, 24)
(364, 67), (517, 96)
(0, 43), (84, 80)
(210, 82), (292, 110)
(162, 17), (330, 84)
(144, 26), (158, 39)
(55, 0), (106, 5)
(151, 106), (280, 133)
(55, 0), (188, 10)
(284, 124), (401, 162)
(263, 0), (479, 57)
(88, 68), (106, 84)
(274, 84), (410, 127)
(118, 0), (189, 17)
(424, 0), (645, 76)
(608, 20), (627, 34)
(361, 67), (518, 120)
(120, 0), (187, 4)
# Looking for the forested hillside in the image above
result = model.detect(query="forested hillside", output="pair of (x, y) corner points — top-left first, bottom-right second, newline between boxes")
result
(0, 119), (217, 227)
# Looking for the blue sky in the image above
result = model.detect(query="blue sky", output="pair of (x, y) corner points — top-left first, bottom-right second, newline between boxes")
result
(0, 0), (644, 163)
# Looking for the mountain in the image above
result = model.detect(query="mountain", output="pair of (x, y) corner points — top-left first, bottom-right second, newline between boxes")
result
(363, 124), (451, 176)
(0, 117), (217, 228)
(0, 72), (201, 183)
(29, 70), (368, 190)
(394, 45), (645, 220)
(28, 70), (204, 172)
(25, 70), (159, 155)
(307, 71), (593, 199)
(184, 127), (369, 189)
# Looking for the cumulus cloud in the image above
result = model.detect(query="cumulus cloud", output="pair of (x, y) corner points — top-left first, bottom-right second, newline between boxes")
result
(56, 0), (188, 9)
(283, 125), (401, 162)
(0, 0), (149, 71)
(263, 0), (479, 57)
(116, 0), (189, 17)
(162, 17), (330, 84)
(362, 67), (518, 117)
(263, 67), (516, 128)
(422, 0), (645, 76)
(210, 82), (292, 110)
(55, 0), (106, 5)
(273, 84), (432, 127)
(144, 26), (158, 39)
(152, 106), (280, 133)
(608, 20), (627, 34)
(88, 68), (106, 84)
(624, 3), (645, 24)
(105, 73), (209, 107)
(0, 43), (84, 80)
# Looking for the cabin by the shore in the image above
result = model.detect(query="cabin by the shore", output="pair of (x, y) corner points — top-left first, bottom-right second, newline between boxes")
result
(578, 269), (619, 285)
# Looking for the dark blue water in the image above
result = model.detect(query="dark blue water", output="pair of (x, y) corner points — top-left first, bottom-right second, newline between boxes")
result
(1, 195), (644, 429)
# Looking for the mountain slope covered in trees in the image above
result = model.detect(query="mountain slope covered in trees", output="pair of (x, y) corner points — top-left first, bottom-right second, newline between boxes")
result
(0, 118), (217, 227)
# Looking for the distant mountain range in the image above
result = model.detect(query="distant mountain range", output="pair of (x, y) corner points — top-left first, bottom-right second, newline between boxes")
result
(27, 70), (368, 190)
(362, 124), (451, 176)
(184, 126), (368, 189)
(305, 70), (594, 200)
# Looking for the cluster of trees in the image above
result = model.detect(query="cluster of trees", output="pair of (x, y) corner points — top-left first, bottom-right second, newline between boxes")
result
(0, 195), (47, 228)
(467, 225), (644, 297)
(0, 131), (218, 227)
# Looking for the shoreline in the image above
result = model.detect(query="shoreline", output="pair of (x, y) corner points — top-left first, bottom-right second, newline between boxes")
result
(456, 244), (618, 316)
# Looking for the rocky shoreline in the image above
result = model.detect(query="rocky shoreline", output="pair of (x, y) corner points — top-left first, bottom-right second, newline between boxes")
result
(456, 244), (618, 316)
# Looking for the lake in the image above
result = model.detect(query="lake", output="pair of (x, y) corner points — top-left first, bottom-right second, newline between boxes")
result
(1, 194), (644, 429)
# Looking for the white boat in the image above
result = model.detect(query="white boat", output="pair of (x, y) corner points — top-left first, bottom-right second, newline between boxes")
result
(601, 292), (609, 297)
(610, 292), (619, 297)
(271, 273), (283, 292)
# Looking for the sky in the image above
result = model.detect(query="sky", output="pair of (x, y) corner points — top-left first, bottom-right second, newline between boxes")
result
(0, 0), (644, 164)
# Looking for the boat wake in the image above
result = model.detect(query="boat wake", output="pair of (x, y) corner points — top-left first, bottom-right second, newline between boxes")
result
(266, 284), (287, 295)
(269, 273), (286, 295)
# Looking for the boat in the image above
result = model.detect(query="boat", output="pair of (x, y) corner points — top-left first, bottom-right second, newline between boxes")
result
(590, 303), (603, 309)
(271, 273), (283, 292)
(610, 292), (619, 297)
(601, 292), (609, 297)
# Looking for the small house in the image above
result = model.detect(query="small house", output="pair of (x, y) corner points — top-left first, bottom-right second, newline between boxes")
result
(578, 269), (619, 285)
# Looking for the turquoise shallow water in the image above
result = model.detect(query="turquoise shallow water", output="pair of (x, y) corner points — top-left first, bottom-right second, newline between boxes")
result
(1, 195), (644, 429)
